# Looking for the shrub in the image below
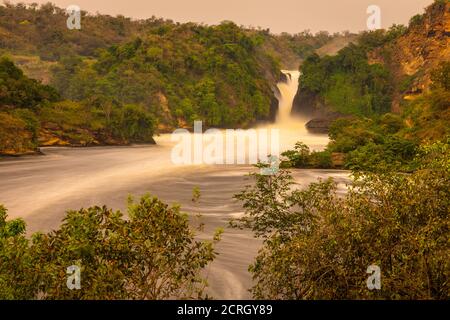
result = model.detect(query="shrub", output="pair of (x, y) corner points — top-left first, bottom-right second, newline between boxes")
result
(0, 194), (221, 299)
(232, 140), (449, 299)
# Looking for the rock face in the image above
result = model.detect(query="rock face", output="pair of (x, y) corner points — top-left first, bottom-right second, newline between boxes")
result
(293, 88), (347, 133)
(292, 90), (318, 117)
(279, 72), (289, 83)
(368, 2), (450, 112)
(269, 95), (280, 122)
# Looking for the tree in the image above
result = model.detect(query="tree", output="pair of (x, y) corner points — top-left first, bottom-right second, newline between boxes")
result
(232, 139), (449, 299)
(0, 206), (37, 299)
(0, 194), (221, 299)
(281, 142), (310, 167)
(0, 57), (59, 109)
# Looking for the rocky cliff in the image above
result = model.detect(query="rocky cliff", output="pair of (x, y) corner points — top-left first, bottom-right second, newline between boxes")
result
(368, 1), (450, 113)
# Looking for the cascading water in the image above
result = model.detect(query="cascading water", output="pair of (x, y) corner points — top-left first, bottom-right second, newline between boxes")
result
(276, 70), (300, 123)
(261, 70), (329, 152)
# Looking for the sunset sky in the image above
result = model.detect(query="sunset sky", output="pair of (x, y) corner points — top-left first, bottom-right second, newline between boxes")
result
(9, 0), (433, 34)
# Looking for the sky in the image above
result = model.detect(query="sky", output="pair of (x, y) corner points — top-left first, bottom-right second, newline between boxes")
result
(9, 0), (434, 34)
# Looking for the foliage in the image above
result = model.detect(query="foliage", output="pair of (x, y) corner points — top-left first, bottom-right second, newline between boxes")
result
(431, 61), (450, 91)
(0, 194), (220, 299)
(0, 111), (36, 153)
(232, 140), (449, 299)
(281, 142), (310, 167)
(0, 56), (59, 109)
(409, 14), (425, 28)
(0, 205), (36, 299)
(281, 142), (332, 169)
(0, 57), (157, 153)
(298, 26), (410, 116)
(50, 21), (279, 128)
(345, 136), (417, 172)
(312, 62), (449, 172)
(326, 116), (418, 171)
(401, 62), (450, 142)
(0, 2), (170, 60)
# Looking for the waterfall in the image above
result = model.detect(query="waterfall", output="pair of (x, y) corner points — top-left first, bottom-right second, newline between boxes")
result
(259, 69), (328, 152)
(276, 70), (300, 123)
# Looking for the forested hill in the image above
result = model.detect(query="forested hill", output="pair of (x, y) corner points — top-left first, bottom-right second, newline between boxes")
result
(0, 2), (342, 155)
(285, 1), (449, 172)
(294, 0), (449, 122)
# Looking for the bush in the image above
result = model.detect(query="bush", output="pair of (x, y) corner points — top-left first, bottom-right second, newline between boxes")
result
(345, 138), (417, 172)
(0, 194), (221, 299)
(409, 14), (425, 28)
(0, 112), (36, 154)
(281, 142), (310, 167)
(309, 150), (332, 168)
(0, 56), (59, 109)
(232, 140), (449, 299)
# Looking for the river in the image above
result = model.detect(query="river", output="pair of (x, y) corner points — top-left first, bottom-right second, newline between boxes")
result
(0, 70), (350, 299)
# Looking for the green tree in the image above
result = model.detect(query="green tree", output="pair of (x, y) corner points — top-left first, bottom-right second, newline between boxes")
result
(0, 194), (221, 299)
(281, 142), (310, 167)
(232, 140), (449, 299)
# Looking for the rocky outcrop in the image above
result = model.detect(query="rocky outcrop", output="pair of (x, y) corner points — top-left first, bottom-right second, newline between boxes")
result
(305, 113), (351, 133)
(269, 95), (280, 122)
(292, 89), (321, 117)
(279, 72), (289, 83)
(305, 118), (333, 133)
(38, 123), (155, 149)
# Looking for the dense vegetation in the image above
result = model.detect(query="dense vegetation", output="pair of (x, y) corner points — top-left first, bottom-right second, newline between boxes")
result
(283, 60), (449, 172)
(258, 3), (449, 296)
(0, 2), (166, 60)
(0, 2), (344, 155)
(0, 56), (57, 154)
(298, 26), (408, 116)
(233, 139), (449, 299)
(50, 25), (343, 128)
(0, 194), (221, 299)
(0, 2), (335, 66)
(50, 22), (279, 128)
(0, 57), (155, 154)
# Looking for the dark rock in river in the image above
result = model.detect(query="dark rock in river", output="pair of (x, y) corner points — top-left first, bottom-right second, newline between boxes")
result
(279, 71), (293, 83)
(305, 113), (353, 133)
(305, 118), (333, 133)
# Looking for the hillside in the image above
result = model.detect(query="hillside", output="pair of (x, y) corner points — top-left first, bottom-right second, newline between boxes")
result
(315, 33), (358, 57)
(0, 3), (346, 142)
(294, 1), (449, 122)
(368, 0), (450, 112)
(0, 57), (156, 155)
(284, 1), (449, 171)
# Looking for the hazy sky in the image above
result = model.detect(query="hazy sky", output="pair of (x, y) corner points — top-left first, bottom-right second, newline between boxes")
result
(10, 0), (433, 34)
